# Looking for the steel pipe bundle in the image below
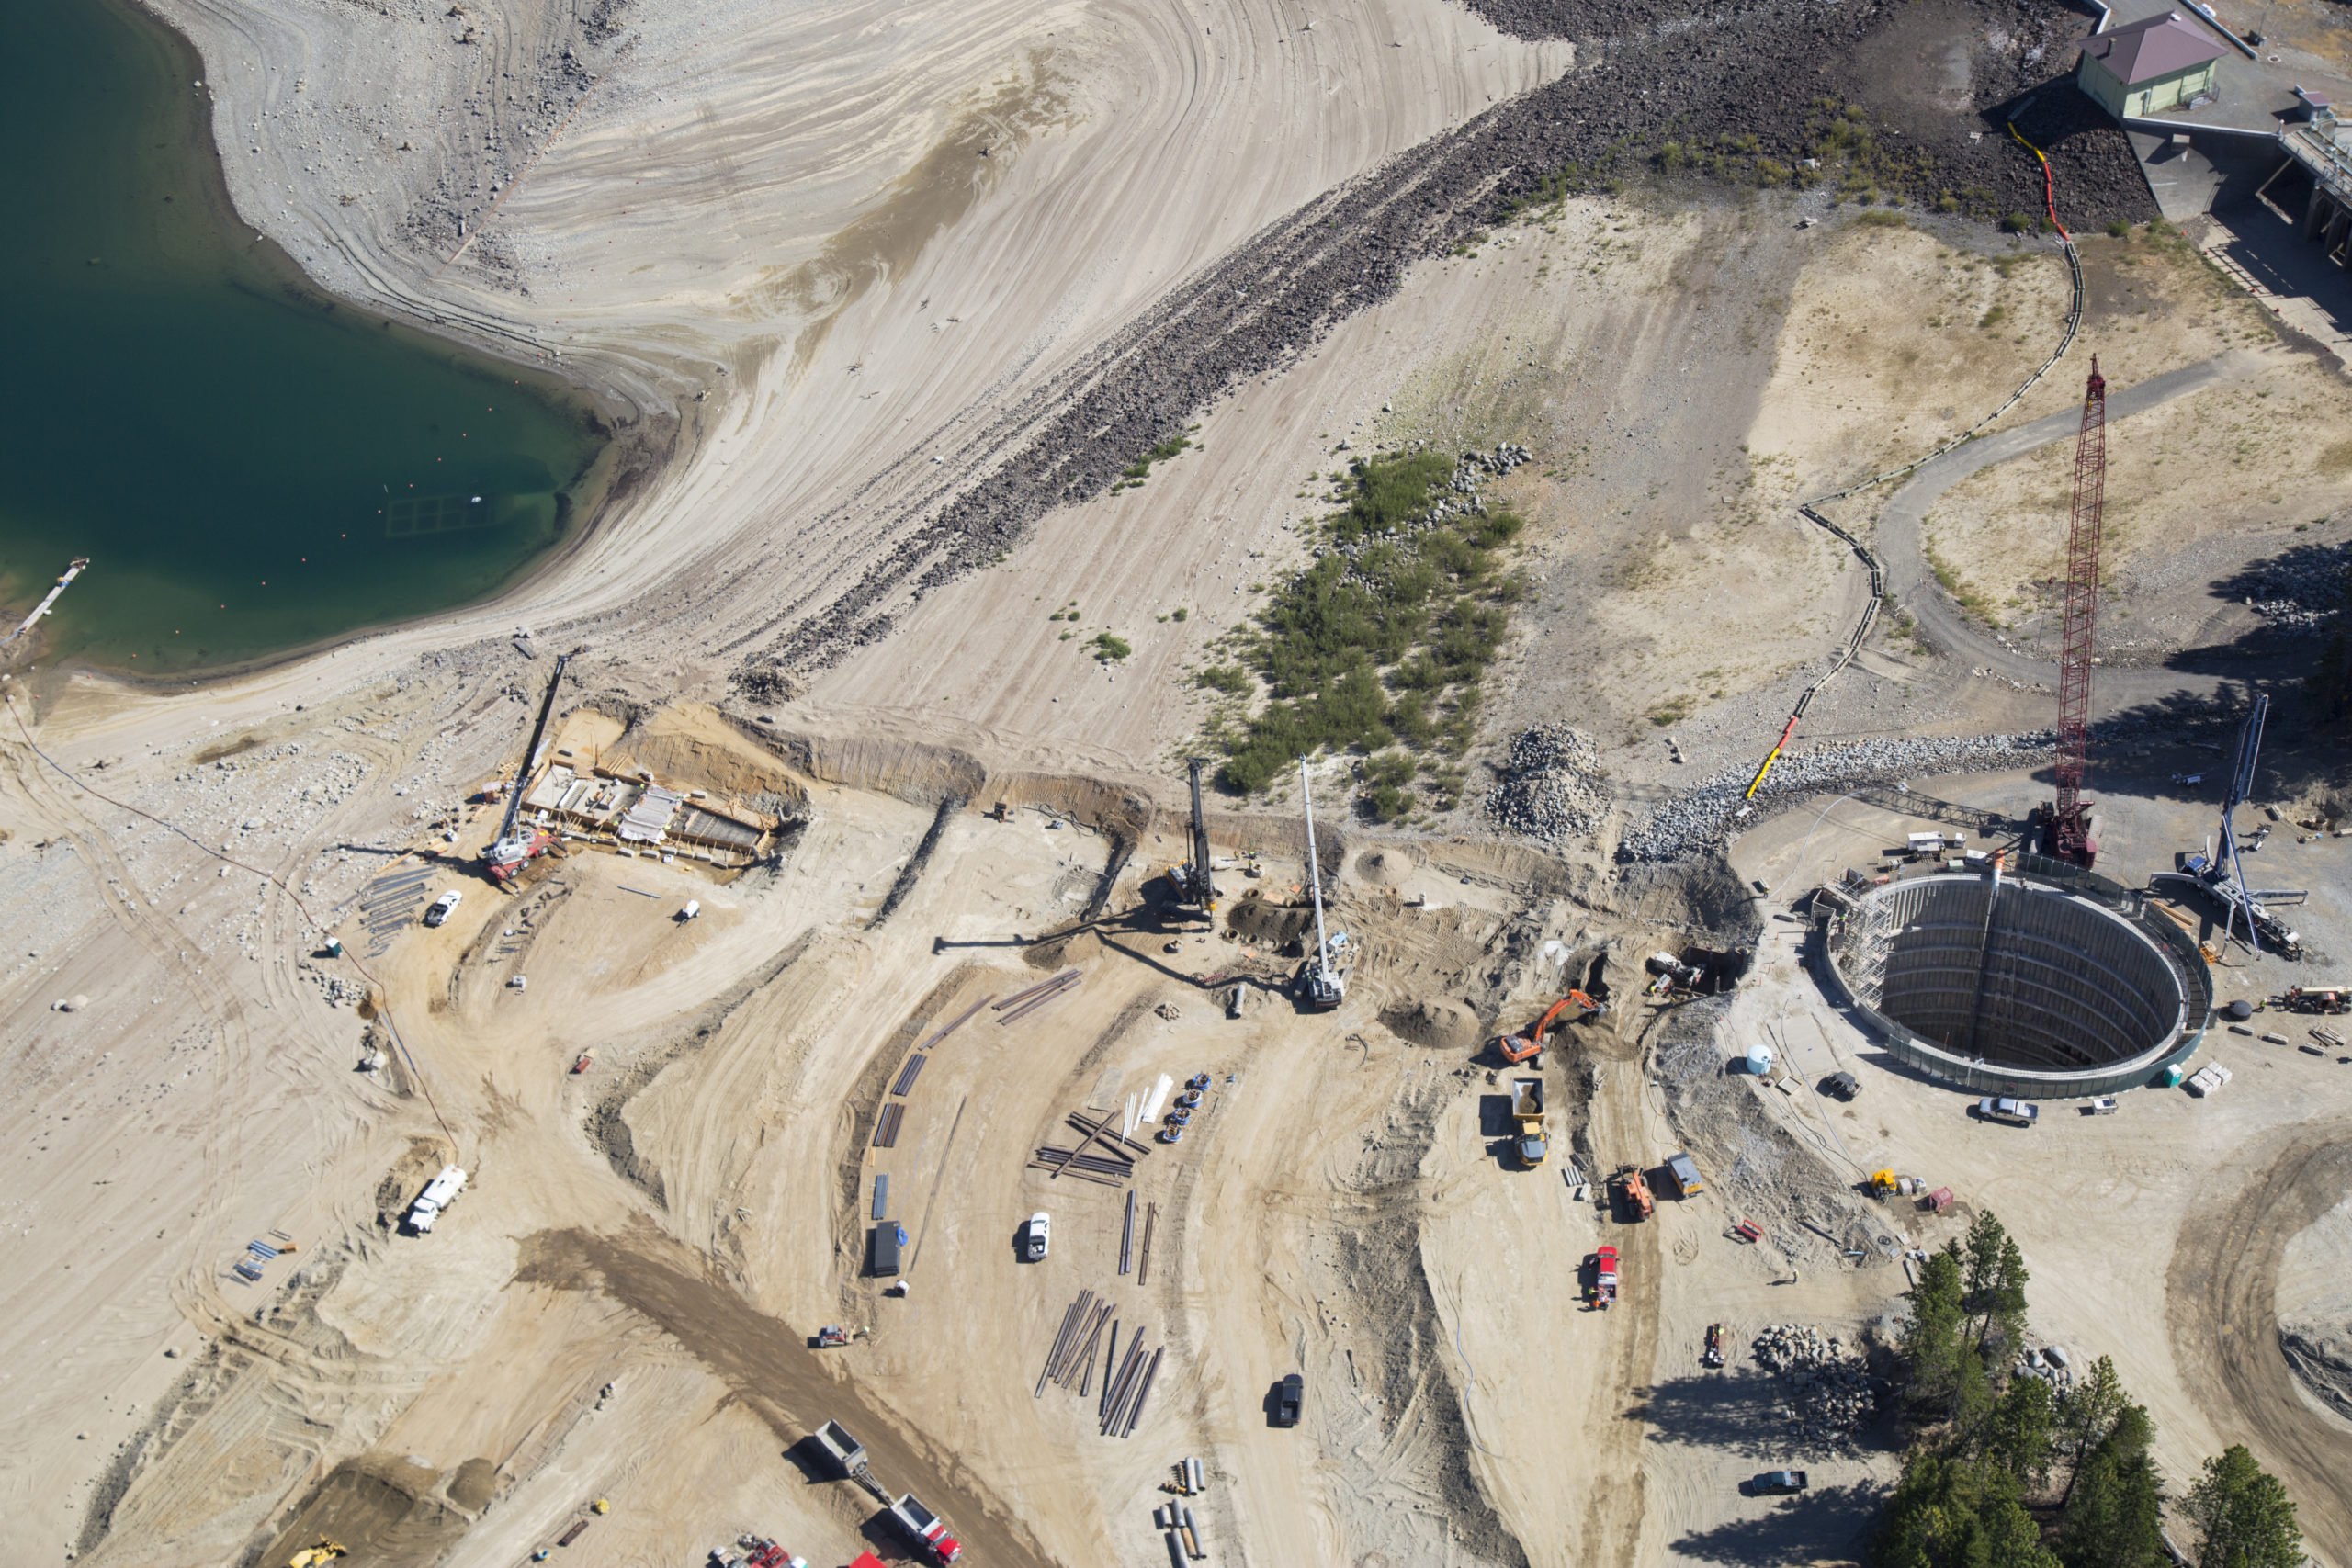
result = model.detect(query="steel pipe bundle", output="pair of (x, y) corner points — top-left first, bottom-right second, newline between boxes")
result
(999, 977), (1080, 1025)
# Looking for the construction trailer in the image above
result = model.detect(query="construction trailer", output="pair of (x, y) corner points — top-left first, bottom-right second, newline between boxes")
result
(870, 1223), (904, 1277)
(1663, 1152), (1705, 1198)
(404, 1166), (467, 1234)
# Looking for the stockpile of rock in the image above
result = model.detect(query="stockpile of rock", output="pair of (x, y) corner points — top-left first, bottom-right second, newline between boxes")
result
(2233, 541), (2349, 637)
(1752, 1323), (1877, 1445)
(1620, 732), (2055, 862)
(1487, 725), (1608, 843)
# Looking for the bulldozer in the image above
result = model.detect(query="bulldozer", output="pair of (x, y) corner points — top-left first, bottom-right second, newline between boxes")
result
(1493, 990), (1606, 1065)
(288, 1544), (347, 1568)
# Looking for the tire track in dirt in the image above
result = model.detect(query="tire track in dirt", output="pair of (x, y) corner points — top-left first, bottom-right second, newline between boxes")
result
(517, 1223), (1057, 1568)
(2165, 1123), (2352, 1565)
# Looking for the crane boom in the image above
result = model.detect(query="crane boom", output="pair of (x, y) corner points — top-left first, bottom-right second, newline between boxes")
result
(2050, 358), (2106, 866)
(1296, 761), (1344, 1010)
(487, 651), (572, 880)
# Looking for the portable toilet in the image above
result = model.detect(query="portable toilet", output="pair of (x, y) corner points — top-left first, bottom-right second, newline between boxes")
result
(2159, 1062), (2186, 1088)
(1746, 1043), (1775, 1076)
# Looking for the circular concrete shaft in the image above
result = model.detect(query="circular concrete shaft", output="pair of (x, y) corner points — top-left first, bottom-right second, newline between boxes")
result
(1821, 870), (2207, 1096)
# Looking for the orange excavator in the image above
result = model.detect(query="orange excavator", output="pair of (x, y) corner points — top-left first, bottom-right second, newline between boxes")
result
(1494, 990), (1608, 1065)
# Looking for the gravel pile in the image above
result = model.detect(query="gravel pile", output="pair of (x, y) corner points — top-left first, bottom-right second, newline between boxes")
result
(1487, 724), (1610, 843)
(1752, 1323), (1879, 1445)
(2229, 541), (2349, 637)
(1620, 731), (2055, 862)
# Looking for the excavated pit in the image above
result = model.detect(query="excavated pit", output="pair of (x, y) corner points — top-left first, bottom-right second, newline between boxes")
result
(1821, 870), (2209, 1096)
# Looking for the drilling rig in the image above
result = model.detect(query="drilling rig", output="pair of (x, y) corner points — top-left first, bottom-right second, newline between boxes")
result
(2044, 359), (2106, 867)
(484, 651), (573, 884)
(1166, 758), (1216, 918)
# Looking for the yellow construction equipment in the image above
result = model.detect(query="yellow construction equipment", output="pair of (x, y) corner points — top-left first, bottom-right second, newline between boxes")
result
(287, 1543), (347, 1568)
(1869, 1169), (1900, 1198)
(591, 1498), (611, 1516)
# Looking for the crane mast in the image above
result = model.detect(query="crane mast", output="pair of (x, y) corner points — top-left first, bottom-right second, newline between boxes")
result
(1170, 758), (1216, 914)
(2050, 358), (2106, 867)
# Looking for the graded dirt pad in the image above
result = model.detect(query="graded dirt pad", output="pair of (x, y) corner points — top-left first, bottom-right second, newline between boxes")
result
(2277, 1190), (2352, 1426)
(2168, 1133), (2352, 1559)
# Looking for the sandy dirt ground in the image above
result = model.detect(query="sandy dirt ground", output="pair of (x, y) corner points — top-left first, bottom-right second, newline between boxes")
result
(8, 0), (2352, 1562)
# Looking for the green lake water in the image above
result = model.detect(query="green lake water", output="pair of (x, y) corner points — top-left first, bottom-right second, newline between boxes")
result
(0, 0), (605, 676)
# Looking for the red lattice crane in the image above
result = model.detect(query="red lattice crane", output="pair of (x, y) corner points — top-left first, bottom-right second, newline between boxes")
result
(2049, 358), (2106, 867)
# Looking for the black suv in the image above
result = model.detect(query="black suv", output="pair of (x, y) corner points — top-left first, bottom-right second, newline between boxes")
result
(1273, 1373), (1303, 1427)
(1821, 1071), (1860, 1101)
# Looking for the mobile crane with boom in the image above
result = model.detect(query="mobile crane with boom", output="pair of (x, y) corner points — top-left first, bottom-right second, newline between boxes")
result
(483, 651), (573, 885)
(1295, 761), (1346, 1010)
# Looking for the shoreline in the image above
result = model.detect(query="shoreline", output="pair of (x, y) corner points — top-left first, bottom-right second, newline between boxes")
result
(0, 0), (675, 688)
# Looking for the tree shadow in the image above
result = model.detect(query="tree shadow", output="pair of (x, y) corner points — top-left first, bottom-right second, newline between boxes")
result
(1664, 1478), (1886, 1567)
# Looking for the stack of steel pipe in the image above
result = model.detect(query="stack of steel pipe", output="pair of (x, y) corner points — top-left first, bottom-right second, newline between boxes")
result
(1100, 1337), (1164, 1437)
(1036, 1290), (1093, 1398)
(1121, 1348), (1165, 1438)
(997, 970), (1081, 1025)
(1034, 1145), (1133, 1179)
(1066, 1114), (1149, 1162)
(1059, 1303), (1114, 1394)
(1027, 1147), (1126, 1186)
(914, 994), (995, 1053)
(1101, 1335), (1148, 1433)
(993, 970), (1077, 1013)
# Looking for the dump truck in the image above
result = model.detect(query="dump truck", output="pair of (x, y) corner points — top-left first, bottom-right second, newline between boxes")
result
(1612, 1165), (1655, 1220)
(404, 1166), (467, 1234)
(886, 1494), (964, 1564)
(1511, 1077), (1547, 1168)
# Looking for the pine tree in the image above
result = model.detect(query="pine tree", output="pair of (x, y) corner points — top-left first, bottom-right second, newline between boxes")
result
(1876, 1451), (2060, 1568)
(1902, 1247), (1969, 1414)
(2058, 1420), (2165, 1568)
(2182, 1445), (2301, 1568)
(2057, 1356), (2127, 1506)
(1984, 1373), (2056, 1487)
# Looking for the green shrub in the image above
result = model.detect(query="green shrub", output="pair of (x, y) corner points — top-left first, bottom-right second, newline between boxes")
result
(1999, 211), (2033, 233)
(1092, 633), (1131, 660)
(1206, 455), (1526, 809)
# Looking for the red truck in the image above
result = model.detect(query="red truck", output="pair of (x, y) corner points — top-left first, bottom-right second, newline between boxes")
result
(1587, 1246), (1619, 1309)
(887, 1495), (963, 1564)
